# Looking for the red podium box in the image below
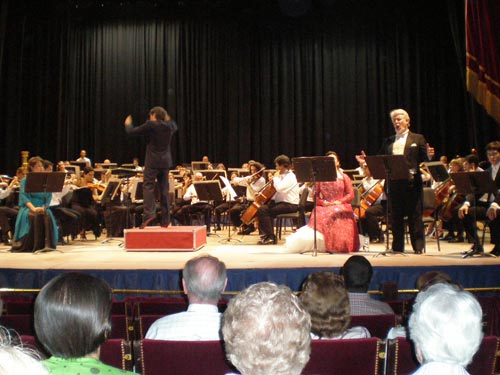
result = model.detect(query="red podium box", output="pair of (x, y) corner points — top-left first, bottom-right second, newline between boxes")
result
(124, 226), (206, 252)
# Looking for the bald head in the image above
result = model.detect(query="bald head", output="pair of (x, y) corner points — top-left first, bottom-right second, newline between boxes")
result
(182, 255), (227, 304)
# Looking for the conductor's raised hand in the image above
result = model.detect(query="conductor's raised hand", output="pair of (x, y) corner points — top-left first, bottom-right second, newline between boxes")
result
(124, 115), (133, 126)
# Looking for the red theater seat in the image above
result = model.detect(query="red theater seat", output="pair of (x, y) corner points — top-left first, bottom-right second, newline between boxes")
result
(303, 337), (384, 375)
(349, 314), (396, 338)
(110, 315), (134, 340)
(134, 339), (236, 375)
(100, 339), (134, 372)
(0, 314), (35, 336)
(135, 314), (163, 339)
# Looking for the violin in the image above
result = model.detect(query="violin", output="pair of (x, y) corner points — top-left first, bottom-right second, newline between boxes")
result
(358, 181), (384, 219)
(87, 182), (106, 193)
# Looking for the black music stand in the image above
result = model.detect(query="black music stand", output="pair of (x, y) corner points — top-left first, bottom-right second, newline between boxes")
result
(451, 171), (498, 258)
(424, 161), (450, 183)
(218, 176), (242, 244)
(292, 156), (337, 257)
(100, 178), (125, 246)
(24, 172), (66, 254)
(194, 181), (223, 236)
(365, 155), (409, 256)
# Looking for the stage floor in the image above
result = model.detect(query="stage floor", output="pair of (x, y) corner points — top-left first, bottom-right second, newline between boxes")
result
(1, 227), (500, 293)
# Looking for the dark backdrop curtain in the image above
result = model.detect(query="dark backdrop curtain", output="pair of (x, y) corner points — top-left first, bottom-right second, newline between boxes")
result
(0, 0), (499, 174)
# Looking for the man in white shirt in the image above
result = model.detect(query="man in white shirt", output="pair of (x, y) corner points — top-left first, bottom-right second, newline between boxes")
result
(257, 154), (299, 245)
(76, 150), (92, 167)
(146, 254), (227, 341)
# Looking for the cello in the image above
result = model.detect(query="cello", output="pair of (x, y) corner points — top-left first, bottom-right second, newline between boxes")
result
(241, 180), (277, 225)
(358, 181), (384, 219)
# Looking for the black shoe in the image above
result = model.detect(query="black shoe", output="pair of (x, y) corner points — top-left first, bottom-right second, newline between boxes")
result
(448, 236), (464, 243)
(462, 245), (484, 258)
(414, 249), (423, 254)
(489, 246), (500, 256)
(140, 217), (155, 229)
(258, 236), (277, 245)
(214, 224), (222, 231)
(443, 233), (454, 241)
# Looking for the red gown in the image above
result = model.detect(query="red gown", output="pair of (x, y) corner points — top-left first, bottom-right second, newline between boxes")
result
(308, 173), (359, 253)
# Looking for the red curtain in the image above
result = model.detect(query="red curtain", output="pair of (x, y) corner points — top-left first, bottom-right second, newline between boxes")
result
(466, 0), (500, 124)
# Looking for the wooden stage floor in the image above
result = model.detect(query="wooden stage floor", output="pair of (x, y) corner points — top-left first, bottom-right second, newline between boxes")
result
(1, 228), (499, 271)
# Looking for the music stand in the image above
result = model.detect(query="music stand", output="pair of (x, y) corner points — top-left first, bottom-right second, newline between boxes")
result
(365, 155), (409, 256)
(424, 161), (449, 183)
(24, 172), (66, 254)
(100, 178), (125, 246)
(292, 156), (337, 257)
(70, 161), (88, 170)
(194, 181), (223, 236)
(218, 176), (242, 243)
(451, 171), (498, 258)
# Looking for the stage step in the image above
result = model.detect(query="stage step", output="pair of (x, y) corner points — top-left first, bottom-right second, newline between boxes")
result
(124, 226), (206, 252)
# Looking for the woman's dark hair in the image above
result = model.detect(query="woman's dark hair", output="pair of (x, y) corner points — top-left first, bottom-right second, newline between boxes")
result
(34, 272), (113, 358)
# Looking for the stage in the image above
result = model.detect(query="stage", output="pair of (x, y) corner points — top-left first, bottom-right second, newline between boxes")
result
(1, 227), (500, 295)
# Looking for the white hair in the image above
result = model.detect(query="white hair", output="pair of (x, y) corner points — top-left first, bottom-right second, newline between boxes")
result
(390, 108), (410, 122)
(0, 327), (49, 375)
(222, 282), (311, 375)
(408, 283), (483, 367)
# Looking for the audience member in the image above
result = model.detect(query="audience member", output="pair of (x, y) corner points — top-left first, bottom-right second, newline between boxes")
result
(341, 255), (394, 315)
(408, 283), (483, 375)
(0, 327), (48, 375)
(415, 270), (454, 291)
(222, 282), (311, 375)
(34, 272), (134, 375)
(146, 254), (227, 340)
(300, 271), (370, 339)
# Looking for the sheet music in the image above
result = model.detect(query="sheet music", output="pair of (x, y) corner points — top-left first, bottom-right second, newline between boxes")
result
(220, 176), (238, 201)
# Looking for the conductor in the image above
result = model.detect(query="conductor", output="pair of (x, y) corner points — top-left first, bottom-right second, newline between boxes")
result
(124, 106), (178, 228)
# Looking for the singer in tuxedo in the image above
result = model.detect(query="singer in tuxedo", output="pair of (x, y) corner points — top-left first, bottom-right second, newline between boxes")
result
(124, 106), (178, 228)
(377, 109), (433, 254)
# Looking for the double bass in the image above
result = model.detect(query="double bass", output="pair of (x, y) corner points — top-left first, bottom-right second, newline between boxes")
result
(240, 180), (277, 225)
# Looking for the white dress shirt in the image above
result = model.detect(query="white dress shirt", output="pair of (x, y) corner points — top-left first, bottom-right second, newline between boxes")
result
(145, 304), (222, 341)
(272, 170), (299, 204)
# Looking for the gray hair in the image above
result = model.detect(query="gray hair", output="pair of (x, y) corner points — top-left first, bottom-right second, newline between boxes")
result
(408, 283), (483, 367)
(0, 327), (49, 375)
(182, 254), (227, 303)
(222, 282), (311, 375)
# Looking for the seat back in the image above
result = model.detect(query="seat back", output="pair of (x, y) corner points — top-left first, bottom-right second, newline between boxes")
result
(299, 186), (309, 208)
(0, 314), (35, 336)
(385, 337), (419, 375)
(135, 339), (237, 375)
(110, 315), (134, 340)
(19, 335), (49, 358)
(100, 339), (134, 372)
(350, 314), (396, 338)
(351, 185), (361, 209)
(303, 337), (383, 375)
(466, 335), (499, 375)
(135, 314), (163, 340)
(422, 187), (436, 216)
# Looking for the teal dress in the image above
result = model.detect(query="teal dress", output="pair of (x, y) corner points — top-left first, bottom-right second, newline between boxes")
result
(43, 356), (134, 375)
(13, 177), (58, 249)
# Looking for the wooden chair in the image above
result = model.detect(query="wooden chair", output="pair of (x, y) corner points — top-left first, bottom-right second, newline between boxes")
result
(303, 337), (384, 375)
(134, 339), (237, 375)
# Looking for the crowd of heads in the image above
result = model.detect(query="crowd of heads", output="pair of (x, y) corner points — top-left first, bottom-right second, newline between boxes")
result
(0, 253), (486, 375)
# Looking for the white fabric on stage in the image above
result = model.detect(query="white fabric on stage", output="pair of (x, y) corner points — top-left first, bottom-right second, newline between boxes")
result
(284, 225), (326, 253)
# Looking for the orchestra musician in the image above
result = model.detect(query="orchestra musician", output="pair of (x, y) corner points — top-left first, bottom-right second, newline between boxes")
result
(11, 157), (59, 252)
(229, 161), (266, 235)
(174, 172), (213, 234)
(76, 149), (92, 167)
(257, 155), (299, 245)
(358, 165), (386, 244)
(124, 106), (178, 228)
(459, 141), (500, 256)
(0, 167), (24, 245)
(70, 166), (102, 240)
(358, 109), (434, 254)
